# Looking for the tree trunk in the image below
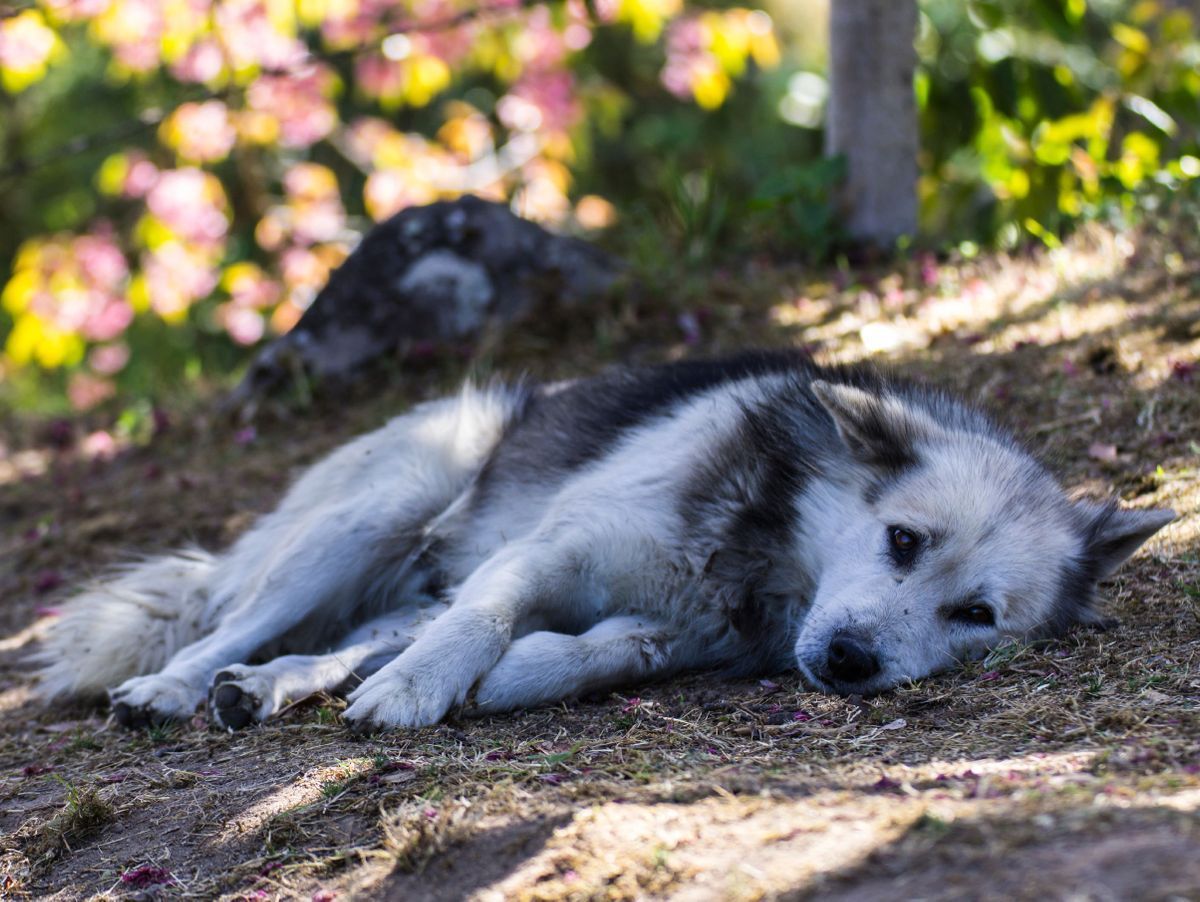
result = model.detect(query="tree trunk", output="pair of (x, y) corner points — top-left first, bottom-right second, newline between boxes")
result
(825, 0), (919, 246)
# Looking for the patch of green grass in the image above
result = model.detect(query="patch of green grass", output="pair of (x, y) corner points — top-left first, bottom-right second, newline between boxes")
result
(146, 722), (177, 744)
(20, 778), (115, 866)
(64, 731), (100, 754)
(911, 811), (952, 837)
(320, 780), (347, 799)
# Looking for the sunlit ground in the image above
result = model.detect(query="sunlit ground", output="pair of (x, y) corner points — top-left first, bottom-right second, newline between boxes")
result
(1, 223), (1198, 898)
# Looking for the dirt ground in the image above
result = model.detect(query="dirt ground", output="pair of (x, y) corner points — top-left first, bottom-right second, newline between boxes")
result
(1, 224), (1198, 900)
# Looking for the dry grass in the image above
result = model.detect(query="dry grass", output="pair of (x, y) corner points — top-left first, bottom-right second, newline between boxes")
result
(0, 222), (1198, 899)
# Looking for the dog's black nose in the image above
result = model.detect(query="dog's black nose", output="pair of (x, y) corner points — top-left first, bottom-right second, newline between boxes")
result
(826, 633), (880, 684)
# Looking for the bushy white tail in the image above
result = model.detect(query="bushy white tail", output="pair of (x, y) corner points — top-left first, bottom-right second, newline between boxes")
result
(30, 549), (218, 701)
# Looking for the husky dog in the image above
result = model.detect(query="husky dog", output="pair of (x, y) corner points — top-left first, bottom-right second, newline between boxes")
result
(32, 351), (1173, 731)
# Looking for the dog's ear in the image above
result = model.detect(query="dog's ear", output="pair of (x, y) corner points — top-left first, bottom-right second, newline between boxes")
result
(810, 380), (927, 471)
(1076, 502), (1174, 580)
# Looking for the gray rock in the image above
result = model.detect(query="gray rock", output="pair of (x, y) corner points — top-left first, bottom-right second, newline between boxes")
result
(227, 195), (621, 411)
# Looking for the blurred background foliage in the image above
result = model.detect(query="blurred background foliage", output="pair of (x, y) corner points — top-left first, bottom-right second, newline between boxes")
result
(1, 0), (1199, 411)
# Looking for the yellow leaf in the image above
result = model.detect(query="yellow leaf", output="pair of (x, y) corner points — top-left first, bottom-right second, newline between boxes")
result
(1112, 23), (1149, 55)
(5, 314), (42, 366)
(97, 153), (130, 196)
(1, 269), (36, 314)
(692, 66), (731, 110)
(128, 273), (151, 314)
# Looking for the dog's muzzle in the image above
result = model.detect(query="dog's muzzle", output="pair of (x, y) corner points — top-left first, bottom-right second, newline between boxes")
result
(825, 630), (881, 685)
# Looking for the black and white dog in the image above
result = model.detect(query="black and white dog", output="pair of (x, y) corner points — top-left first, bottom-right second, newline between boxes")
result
(33, 352), (1173, 730)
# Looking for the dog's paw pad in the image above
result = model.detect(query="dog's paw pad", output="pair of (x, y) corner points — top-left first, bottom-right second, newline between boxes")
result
(112, 701), (175, 730)
(209, 675), (262, 731)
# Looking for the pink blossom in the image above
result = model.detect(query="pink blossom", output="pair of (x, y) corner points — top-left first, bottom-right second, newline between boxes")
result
(68, 373), (116, 411)
(247, 68), (338, 148)
(120, 866), (175, 888)
(225, 266), (280, 310)
(146, 169), (228, 245)
(88, 342), (130, 374)
(75, 233), (128, 290)
(219, 304), (265, 345)
(81, 429), (118, 458)
(40, 0), (110, 22)
(83, 298), (134, 342)
(215, 0), (307, 71)
(123, 156), (159, 198)
(0, 11), (58, 72)
(142, 243), (220, 316)
(365, 170), (433, 221)
(96, 0), (165, 73)
(355, 53), (404, 101)
(170, 38), (225, 84)
(344, 117), (394, 167)
(508, 69), (580, 134)
(167, 101), (237, 163)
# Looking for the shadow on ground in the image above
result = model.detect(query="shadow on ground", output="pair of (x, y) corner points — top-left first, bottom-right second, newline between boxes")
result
(0, 224), (1198, 898)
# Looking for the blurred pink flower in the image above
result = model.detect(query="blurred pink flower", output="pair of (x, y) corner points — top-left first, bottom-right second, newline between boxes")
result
(68, 373), (116, 411)
(592, 0), (620, 23)
(146, 169), (228, 245)
(123, 155), (159, 198)
(218, 304), (265, 345)
(41, 0), (110, 22)
(344, 117), (394, 167)
(224, 264), (280, 309)
(247, 68), (339, 148)
(83, 298), (134, 341)
(356, 53), (401, 100)
(170, 38), (225, 84)
(76, 233), (128, 290)
(88, 342), (131, 375)
(215, 0), (307, 71)
(508, 69), (580, 134)
(364, 169), (433, 221)
(142, 243), (219, 316)
(280, 246), (330, 294)
(95, 0), (165, 73)
(166, 101), (236, 163)
(0, 10), (58, 71)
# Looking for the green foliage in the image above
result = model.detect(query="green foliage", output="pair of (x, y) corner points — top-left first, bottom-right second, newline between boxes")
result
(918, 0), (1200, 246)
(3, 0), (1200, 412)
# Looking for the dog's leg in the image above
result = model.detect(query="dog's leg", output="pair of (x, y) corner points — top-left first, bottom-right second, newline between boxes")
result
(106, 386), (524, 729)
(107, 496), (431, 728)
(471, 616), (674, 715)
(341, 514), (682, 731)
(209, 603), (449, 729)
(341, 537), (577, 729)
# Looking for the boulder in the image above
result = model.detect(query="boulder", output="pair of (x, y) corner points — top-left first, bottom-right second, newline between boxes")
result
(227, 195), (621, 411)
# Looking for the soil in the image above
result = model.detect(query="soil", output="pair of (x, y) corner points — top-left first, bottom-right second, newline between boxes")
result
(1, 224), (1198, 899)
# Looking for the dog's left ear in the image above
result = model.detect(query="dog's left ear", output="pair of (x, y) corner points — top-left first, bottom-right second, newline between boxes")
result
(811, 380), (929, 472)
(1077, 502), (1175, 580)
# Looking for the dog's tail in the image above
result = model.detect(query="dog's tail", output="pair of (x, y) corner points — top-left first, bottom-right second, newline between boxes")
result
(30, 549), (218, 701)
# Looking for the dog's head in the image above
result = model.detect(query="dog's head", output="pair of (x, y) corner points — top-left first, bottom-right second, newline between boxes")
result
(792, 379), (1174, 695)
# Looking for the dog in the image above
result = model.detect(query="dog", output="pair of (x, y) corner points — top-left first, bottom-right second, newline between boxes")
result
(31, 351), (1174, 730)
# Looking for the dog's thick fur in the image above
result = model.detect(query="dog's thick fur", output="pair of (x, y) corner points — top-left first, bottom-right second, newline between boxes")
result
(32, 352), (1173, 731)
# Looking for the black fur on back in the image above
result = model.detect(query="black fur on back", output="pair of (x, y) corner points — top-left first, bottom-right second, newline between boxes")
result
(471, 349), (817, 502)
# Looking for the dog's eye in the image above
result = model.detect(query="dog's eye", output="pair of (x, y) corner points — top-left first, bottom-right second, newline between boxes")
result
(949, 604), (995, 627)
(888, 526), (921, 563)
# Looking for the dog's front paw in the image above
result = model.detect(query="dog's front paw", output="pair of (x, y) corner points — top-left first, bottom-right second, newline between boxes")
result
(208, 666), (276, 731)
(342, 667), (463, 731)
(109, 674), (202, 729)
